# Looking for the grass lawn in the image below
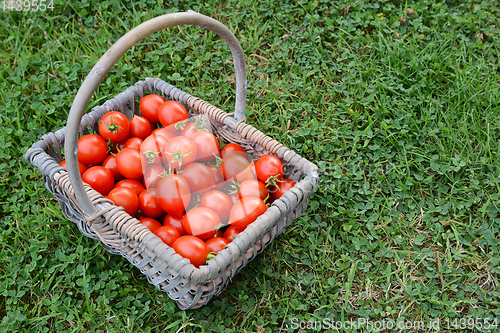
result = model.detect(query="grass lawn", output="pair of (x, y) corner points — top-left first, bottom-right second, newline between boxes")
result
(1, 0), (500, 331)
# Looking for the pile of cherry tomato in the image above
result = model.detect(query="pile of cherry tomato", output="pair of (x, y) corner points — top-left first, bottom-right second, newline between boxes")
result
(59, 94), (296, 268)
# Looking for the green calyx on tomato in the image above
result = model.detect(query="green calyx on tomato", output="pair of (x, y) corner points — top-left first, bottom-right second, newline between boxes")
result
(264, 174), (283, 188)
(174, 119), (189, 131)
(212, 153), (224, 167)
(142, 149), (161, 164)
(166, 146), (192, 169)
(102, 116), (123, 133)
(106, 139), (117, 155)
(227, 180), (240, 194)
(191, 117), (208, 132)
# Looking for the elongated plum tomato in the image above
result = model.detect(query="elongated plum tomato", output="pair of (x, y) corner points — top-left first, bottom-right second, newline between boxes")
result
(114, 179), (145, 197)
(181, 163), (215, 193)
(193, 130), (220, 162)
(98, 111), (130, 143)
(270, 178), (297, 200)
(129, 115), (152, 140)
(200, 190), (232, 223)
(163, 136), (197, 169)
(156, 174), (191, 217)
(238, 179), (268, 201)
(163, 214), (186, 235)
(205, 237), (230, 253)
(221, 154), (256, 183)
(140, 94), (165, 124)
(221, 143), (248, 159)
(228, 197), (267, 230)
(140, 133), (168, 165)
(139, 217), (162, 233)
(223, 225), (243, 241)
(181, 207), (220, 240)
(171, 235), (209, 268)
(59, 160), (88, 177)
(124, 137), (143, 150)
(158, 100), (189, 128)
(154, 225), (181, 246)
(107, 187), (139, 216)
(255, 154), (284, 184)
(138, 188), (164, 218)
(116, 148), (143, 179)
(82, 166), (114, 196)
(77, 134), (108, 165)
(101, 155), (124, 182)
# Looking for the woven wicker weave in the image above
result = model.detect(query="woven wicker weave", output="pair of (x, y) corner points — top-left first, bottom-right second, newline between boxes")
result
(24, 12), (319, 310)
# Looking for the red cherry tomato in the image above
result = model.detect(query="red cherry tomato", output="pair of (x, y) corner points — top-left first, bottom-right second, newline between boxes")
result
(116, 148), (143, 179)
(221, 143), (248, 159)
(154, 225), (181, 246)
(59, 160), (88, 177)
(82, 166), (114, 196)
(107, 187), (139, 216)
(114, 179), (146, 197)
(140, 133), (169, 165)
(181, 163), (215, 193)
(180, 122), (199, 139)
(171, 235), (209, 268)
(163, 214), (187, 235)
(156, 174), (191, 217)
(151, 127), (176, 141)
(215, 229), (224, 237)
(229, 197), (267, 230)
(77, 134), (108, 165)
(129, 115), (152, 140)
(98, 111), (130, 143)
(255, 154), (284, 184)
(158, 100), (189, 128)
(223, 225), (243, 241)
(164, 136), (197, 169)
(192, 131), (220, 162)
(124, 137), (143, 150)
(181, 207), (220, 240)
(200, 190), (232, 223)
(205, 237), (230, 253)
(269, 178), (296, 200)
(238, 179), (269, 201)
(138, 188), (165, 218)
(221, 154), (256, 183)
(139, 217), (162, 233)
(140, 94), (166, 124)
(143, 164), (166, 189)
(101, 154), (124, 182)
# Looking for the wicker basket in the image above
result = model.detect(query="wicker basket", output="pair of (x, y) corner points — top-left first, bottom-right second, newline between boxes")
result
(24, 11), (319, 310)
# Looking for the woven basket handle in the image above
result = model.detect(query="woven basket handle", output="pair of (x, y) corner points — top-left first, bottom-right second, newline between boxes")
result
(64, 11), (247, 216)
